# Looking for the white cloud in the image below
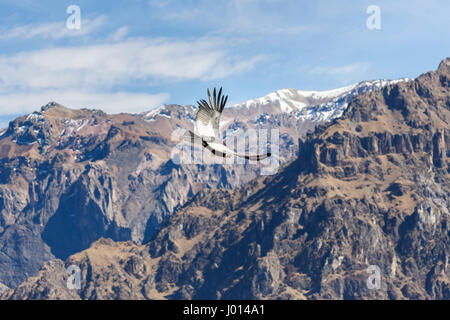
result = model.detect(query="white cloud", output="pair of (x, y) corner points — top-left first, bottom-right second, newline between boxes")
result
(109, 26), (129, 42)
(307, 62), (372, 86)
(150, 0), (308, 37)
(0, 36), (263, 116)
(0, 37), (262, 91)
(0, 90), (170, 115)
(0, 16), (105, 40)
(309, 63), (370, 76)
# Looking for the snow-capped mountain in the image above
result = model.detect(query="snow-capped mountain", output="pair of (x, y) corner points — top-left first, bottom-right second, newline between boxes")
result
(232, 79), (410, 121)
(129, 78), (411, 127)
(137, 78), (411, 163)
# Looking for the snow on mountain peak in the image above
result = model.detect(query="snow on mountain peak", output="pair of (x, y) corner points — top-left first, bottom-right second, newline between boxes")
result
(232, 78), (410, 121)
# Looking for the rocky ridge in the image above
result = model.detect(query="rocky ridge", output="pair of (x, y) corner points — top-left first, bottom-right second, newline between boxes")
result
(0, 78), (402, 288)
(2, 59), (448, 300)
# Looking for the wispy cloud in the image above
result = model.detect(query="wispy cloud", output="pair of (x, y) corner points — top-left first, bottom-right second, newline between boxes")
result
(109, 26), (129, 42)
(0, 16), (106, 40)
(307, 62), (371, 86)
(309, 63), (370, 76)
(0, 37), (263, 90)
(0, 90), (169, 116)
(149, 0), (308, 36)
(0, 36), (263, 115)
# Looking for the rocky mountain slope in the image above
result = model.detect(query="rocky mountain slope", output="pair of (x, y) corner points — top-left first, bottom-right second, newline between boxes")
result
(2, 58), (448, 300)
(0, 102), (265, 287)
(0, 77), (403, 288)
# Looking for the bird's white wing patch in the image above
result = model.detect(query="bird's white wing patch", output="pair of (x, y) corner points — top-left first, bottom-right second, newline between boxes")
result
(195, 107), (220, 139)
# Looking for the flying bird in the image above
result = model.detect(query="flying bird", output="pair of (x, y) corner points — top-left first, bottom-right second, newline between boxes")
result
(184, 87), (271, 161)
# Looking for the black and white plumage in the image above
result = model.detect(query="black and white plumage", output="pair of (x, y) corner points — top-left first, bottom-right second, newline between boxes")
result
(184, 87), (271, 161)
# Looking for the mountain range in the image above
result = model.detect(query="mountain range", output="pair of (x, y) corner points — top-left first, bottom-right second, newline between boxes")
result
(0, 59), (448, 299)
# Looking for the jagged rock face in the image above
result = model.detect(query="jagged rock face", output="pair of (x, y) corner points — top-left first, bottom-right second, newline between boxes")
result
(4, 80), (402, 288)
(3, 59), (449, 300)
(0, 282), (8, 297)
(0, 99), (315, 287)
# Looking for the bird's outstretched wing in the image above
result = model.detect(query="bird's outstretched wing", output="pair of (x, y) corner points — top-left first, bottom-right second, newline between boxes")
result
(195, 87), (228, 141)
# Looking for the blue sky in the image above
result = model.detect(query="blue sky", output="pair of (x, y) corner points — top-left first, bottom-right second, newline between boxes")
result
(0, 0), (449, 128)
